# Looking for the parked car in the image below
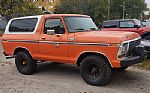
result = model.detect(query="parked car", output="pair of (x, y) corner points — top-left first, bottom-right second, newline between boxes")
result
(2, 14), (145, 86)
(100, 19), (150, 40)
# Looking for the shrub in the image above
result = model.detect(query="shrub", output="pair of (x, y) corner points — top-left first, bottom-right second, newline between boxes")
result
(135, 60), (150, 70)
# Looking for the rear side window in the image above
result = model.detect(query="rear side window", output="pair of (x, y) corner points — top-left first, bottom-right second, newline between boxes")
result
(103, 21), (118, 28)
(119, 21), (134, 28)
(9, 18), (38, 32)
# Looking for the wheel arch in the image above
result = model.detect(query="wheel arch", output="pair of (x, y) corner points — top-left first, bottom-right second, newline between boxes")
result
(13, 47), (32, 57)
(76, 51), (112, 67)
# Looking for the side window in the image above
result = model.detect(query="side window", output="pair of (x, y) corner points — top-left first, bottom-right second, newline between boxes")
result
(120, 21), (135, 28)
(103, 21), (118, 28)
(44, 19), (65, 34)
(9, 18), (38, 32)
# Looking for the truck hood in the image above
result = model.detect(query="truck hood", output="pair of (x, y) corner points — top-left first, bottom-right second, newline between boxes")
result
(75, 31), (140, 44)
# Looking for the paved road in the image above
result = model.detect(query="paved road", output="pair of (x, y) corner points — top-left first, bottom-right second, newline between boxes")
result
(0, 37), (150, 93)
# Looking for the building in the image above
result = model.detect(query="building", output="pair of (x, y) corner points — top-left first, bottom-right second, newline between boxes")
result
(143, 11), (150, 20)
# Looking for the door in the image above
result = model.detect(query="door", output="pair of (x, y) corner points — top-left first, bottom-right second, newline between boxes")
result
(39, 18), (68, 63)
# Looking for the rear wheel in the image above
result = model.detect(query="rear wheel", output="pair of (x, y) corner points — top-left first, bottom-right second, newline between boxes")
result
(15, 51), (37, 75)
(80, 55), (112, 86)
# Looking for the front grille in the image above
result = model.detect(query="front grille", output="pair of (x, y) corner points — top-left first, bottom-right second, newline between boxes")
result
(126, 38), (141, 56)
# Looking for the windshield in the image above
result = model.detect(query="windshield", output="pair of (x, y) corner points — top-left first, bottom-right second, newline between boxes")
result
(64, 17), (98, 32)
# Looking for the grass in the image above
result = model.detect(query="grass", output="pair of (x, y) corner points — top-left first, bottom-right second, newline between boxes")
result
(135, 59), (150, 70)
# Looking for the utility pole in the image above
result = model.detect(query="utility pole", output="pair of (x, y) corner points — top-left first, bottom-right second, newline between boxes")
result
(107, 0), (110, 20)
(123, 2), (125, 19)
(120, 2), (125, 19)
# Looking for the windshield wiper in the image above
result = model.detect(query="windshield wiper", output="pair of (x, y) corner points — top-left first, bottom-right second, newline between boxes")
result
(74, 28), (86, 30)
(90, 27), (98, 30)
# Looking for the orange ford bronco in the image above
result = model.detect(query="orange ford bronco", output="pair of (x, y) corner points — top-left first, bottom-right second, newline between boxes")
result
(2, 14), (145, 86)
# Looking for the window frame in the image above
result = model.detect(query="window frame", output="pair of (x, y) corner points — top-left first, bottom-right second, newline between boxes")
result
(9, 18), (38, 33)
(4, 15), (42, 34)
(44, 18), (65, 34)
(64, 16), (98, 33)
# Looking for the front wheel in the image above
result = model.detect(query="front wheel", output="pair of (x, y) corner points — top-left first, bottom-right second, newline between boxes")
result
(15, 51), (37, 75)
(80, 55), (112, 86)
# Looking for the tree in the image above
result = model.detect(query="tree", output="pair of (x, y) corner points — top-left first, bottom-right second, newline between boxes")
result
(54, 0), (148, 23)
(54, 0), (110, 24)
(33, 0), (55, 12)
(125, 0), (147, 19)
(0, 0), (42, 20)
(110, 0), (148, 19)
(54, 0), (85, 14)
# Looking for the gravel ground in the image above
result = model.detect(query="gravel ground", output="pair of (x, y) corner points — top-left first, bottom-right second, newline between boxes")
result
(0, 37), (150, 93)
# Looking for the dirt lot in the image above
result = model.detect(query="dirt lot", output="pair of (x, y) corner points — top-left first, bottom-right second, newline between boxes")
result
(0, 38), (150, 93)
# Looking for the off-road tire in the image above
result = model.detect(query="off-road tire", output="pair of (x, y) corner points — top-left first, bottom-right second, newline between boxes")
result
(15, 51), (37, 75)
(80, 55), (112, 86)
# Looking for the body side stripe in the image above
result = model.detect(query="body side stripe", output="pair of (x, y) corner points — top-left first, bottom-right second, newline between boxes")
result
(4, 40), (111, 46)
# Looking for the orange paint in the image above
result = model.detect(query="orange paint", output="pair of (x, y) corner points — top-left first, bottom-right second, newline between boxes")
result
(2, 14), (141, 68)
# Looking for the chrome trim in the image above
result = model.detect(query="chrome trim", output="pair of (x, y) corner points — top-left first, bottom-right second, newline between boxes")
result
(117, 37), (141, 60)
(120, 42), (130, 54)
(122, 37), (141, 43)
(4, 37), (141, 47)
(5, 40), (112, 46)
(39, 41), (69, 44)
(5, 40), (38, 43)
(76, 43), (109, 46)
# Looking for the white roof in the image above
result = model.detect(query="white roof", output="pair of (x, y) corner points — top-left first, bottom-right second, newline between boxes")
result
(12, 15), (43, 20)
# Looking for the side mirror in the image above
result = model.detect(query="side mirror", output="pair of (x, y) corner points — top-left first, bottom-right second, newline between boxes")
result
(134, 25), (140, 28)
(47, 29), (55, 35)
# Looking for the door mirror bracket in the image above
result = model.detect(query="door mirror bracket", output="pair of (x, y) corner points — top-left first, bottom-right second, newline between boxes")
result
(47, 29), (55, 35)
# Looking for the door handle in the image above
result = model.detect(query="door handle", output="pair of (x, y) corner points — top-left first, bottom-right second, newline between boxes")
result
(68, 38), (76, 41)
(41, 37), (46, 40)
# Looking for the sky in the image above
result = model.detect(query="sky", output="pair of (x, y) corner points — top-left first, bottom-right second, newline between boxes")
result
(145, 0), (150, 8)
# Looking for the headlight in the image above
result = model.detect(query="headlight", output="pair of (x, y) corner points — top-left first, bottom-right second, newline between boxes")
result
(118, 42), (129, 59)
